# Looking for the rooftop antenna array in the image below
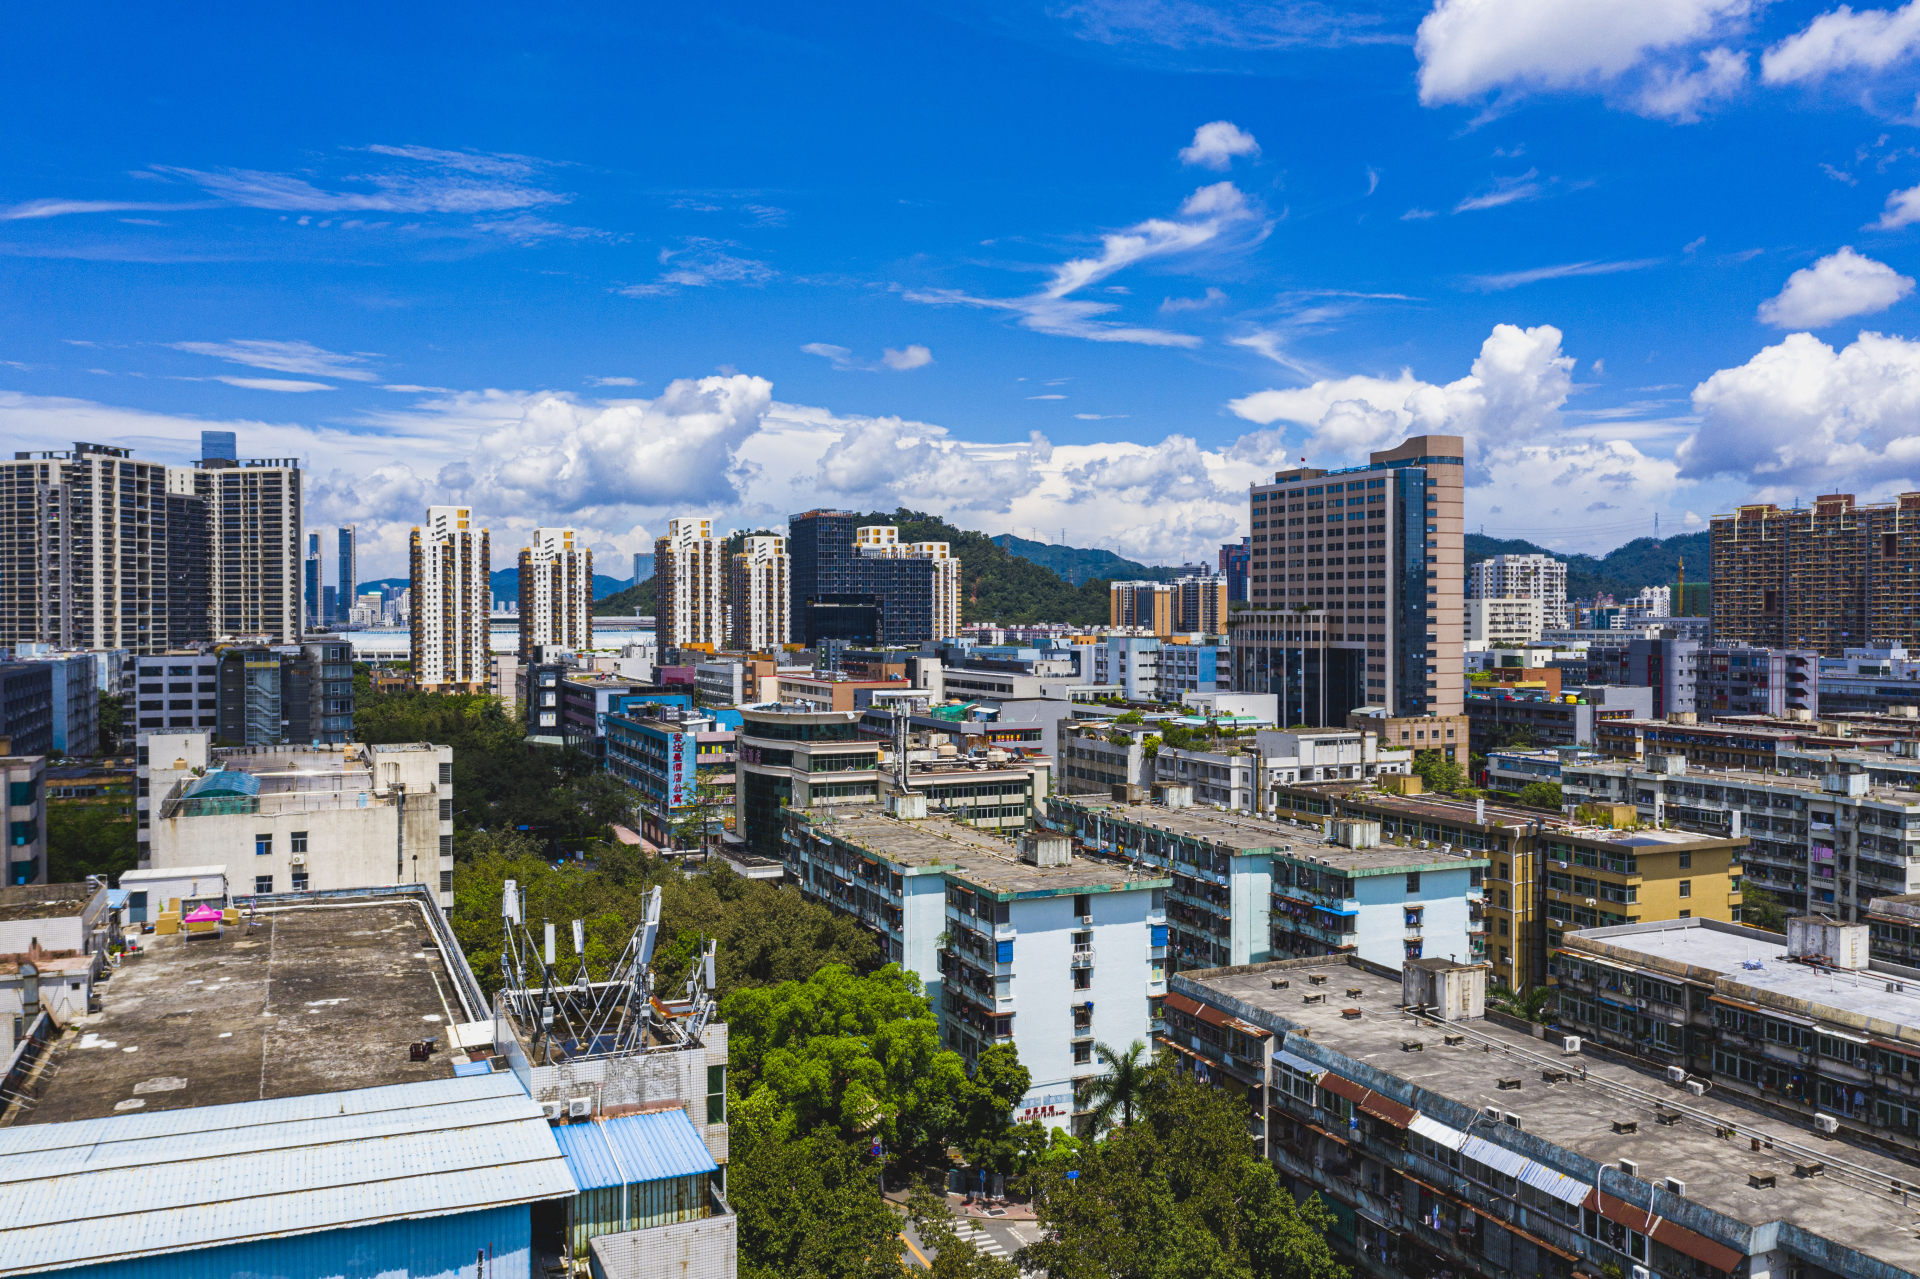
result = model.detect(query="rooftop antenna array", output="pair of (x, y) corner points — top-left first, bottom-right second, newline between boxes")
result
(498, 881), (718, 1064)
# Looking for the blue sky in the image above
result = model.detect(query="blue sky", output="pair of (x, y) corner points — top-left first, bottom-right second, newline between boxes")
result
(6, 1), (1920, 575)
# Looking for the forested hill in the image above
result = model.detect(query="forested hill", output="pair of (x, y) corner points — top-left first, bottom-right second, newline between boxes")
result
(1465, 531), (1710, 600)
(872, 510), (1110, 625)
(593, 512), (1107, 624)
(990, 534), (1185, 586)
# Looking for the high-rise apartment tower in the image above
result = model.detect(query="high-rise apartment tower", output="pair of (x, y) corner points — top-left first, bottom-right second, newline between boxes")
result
(654, 516), (725, 649)
(193, 451), (302, 643)
(1711, 492), (1920, 656)
(517, 527), (593, 657)
(1466, 552), (1567, 628)
(305, 533), (323, 630)
(727, 534), (791, 652)
(409, 506), (490, 691)
(337, 525), (358, 619)
(1232, 434), (1464, 724)
(0, 443), (210, 654)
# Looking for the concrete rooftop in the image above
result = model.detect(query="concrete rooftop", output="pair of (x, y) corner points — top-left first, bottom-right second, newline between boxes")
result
(804, 804), (1167, 897)
(11, 901), (467, 1125)
(1571, 918), (1920, 1035)
(1183, 959), (1920, 1272)
(0, 883), (95, 925)
(1058, 799), (1489, 874)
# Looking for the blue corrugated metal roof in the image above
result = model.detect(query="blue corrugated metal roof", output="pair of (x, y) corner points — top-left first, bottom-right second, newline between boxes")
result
(181, 768), (259, 799)
(0, 1073), (573, 1277)
(554, 1108), (717, 1192)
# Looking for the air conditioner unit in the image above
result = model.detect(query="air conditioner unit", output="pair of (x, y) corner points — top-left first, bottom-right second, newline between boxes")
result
(1633, 1266), (1652, 1279)
(1813, 1113), (1840, 1135)
(1665, 1065), (1687, 1084)
(1685, 1080), (1706, 1097)
(1561, 1036), (1582, 1054)
(289, 852), (306, 867)
(540, 1101), (563, 1122)
(1620, 1158), (1639, 1178)
(1665, 1177), (1687, 1196)
(1483, 1104), (1501, 1121)
(567, 1097), (592, 1119)
(1503, 1112), (1523, 1130)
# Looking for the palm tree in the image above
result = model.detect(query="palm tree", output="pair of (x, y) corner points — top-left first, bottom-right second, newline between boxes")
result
(1078, 1039), (1149, 1136)
(1487, 983), (1555, 1024)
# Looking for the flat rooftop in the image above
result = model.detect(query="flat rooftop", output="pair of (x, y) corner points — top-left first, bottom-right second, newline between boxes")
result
(0, 883), (96, 925)
(1054, 798), (1489, 873)
(803, 805), (1167, 896)
(1285, 781), (1743, 847)
(1570, 917), (1920, 1033)
(10, 900), (471, 1125)
(1181, 960), (1920, 1271)
(1567, 758), (1920, 806)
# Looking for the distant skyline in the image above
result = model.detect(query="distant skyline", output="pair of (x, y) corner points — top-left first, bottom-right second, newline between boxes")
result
(5, 2), (1920, 576)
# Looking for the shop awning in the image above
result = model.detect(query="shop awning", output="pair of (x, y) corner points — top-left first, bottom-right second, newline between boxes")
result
(1317, 1074), (1415, 1127)
(1582, 1188), (1741, 1274)
(1408, 1113), (1468, 1151)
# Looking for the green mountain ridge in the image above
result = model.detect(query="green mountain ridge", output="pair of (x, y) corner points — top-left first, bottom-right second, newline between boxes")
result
(989, 533), (1186, 587)
(1465, 531), (1710, 602)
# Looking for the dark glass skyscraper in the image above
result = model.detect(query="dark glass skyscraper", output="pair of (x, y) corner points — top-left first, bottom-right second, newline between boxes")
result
(786, 510), (944, 646)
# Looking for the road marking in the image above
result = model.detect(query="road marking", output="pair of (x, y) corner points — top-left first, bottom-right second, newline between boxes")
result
(900, 1233), (932, 1270)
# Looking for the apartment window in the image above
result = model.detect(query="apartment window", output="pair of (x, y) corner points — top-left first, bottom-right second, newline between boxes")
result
(439, 870), (454, 893)
(1678, 852), (1692, 869)
(1073, 1041), (1093, 1065)
(1679, 880), (1692, 898)
(439, 798), (453, 821)
(290, 831), (307, 854)
(254, 875), (273, 895)
(440, 834), (454, 857)
(1073, 968), (1092, 990)
(1073, 893), (1091, 920)
(439, 761), (453, 785)
(254, 833), (272, 857)
(291, 871), (309, 891)
(1679, 909), (1692, 919)
(1406, 872), (1421, 893)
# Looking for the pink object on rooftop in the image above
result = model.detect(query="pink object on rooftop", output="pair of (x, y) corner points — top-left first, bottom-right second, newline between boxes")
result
(184, 905), (223, 923)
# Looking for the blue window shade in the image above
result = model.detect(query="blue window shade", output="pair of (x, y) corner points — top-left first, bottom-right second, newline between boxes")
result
(995, 939), (1013, 963)
(1150, 925), (1168, 946)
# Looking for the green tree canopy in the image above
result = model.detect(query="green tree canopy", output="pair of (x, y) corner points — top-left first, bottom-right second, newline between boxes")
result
(1022, 1070), (1345, 1279)
(1411, 749), (1467, 794)
(1518, 781), (1564, 811)
(731, 1097), (905, 1279)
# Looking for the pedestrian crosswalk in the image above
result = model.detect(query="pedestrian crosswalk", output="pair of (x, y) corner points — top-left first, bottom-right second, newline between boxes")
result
(957, 1221), (1011, 1260)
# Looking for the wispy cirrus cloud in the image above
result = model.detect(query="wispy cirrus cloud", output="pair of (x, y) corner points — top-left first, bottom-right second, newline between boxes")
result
(619, 238), (775, 296)
(1465, 257), (1665, 291)
(904, 180), (1265, 347)
(168, 339), (381, 382)
(0, 198), (219, 221)
(1454, 169), (1546, 213)
(802, 342), (935, 372)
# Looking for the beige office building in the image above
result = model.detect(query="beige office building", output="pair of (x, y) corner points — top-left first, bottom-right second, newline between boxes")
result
(1232, 434), (1463, 724)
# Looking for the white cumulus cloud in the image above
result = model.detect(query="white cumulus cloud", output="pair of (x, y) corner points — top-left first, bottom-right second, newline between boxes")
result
(1415, 0), (1752, 118)
(1763, 0), (1920, 84)
(1230, 323), (1575, 475)
(1758, 247), (1914, 328)
(1680, 330), (1920, 486)
(1179, 121), (1260, 169)
(1874, 183), (1920, 229)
